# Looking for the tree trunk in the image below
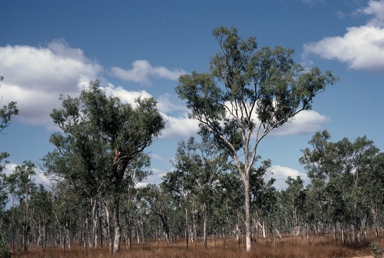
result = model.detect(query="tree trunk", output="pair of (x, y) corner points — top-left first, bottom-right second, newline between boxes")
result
(103, 200), (112, 253)
(185, 207), (189, 250)
(113, 197), (121, 254)
(244, 174), (252, 252)
(91, 198), (98, 248)
(65, 221), (71, 249)
(203, 206), (208, 249)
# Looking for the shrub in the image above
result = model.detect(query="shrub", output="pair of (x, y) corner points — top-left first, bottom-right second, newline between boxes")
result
(369, 242), (383, 258)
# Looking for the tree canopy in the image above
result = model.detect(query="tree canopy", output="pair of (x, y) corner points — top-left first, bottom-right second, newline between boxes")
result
(175, 26), (338, 251)
(43, 80), (165, 253)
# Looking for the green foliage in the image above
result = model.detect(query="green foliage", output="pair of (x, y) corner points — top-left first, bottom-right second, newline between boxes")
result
(370, 242), (383, 258)
(176, 26), (337, 251)
(300, 130), (383, 241)
(0, 233), (11, 258)
(0, 76), (18, 134)
(43, 80), (165, 253)
(44, 80), (165, 197)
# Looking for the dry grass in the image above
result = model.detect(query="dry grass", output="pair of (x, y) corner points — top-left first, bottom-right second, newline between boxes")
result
(11, 234), (383, 258)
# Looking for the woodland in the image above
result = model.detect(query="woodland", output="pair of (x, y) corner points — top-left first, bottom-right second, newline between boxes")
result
(1, 27), (383, 258)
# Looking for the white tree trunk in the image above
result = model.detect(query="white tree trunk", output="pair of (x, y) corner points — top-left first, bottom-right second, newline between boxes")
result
(113, 198), (121, 254)
(203, 206), (208, 249)
(103, 200), (112, 253)
(244, 174), (252, 252)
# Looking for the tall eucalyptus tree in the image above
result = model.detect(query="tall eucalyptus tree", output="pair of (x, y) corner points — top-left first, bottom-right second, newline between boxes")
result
(43, 81), (165, 254)
(176, 26), (337, 251)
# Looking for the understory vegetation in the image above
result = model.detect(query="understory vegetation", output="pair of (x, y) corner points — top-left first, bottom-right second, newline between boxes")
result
(7, 233), (384, 258)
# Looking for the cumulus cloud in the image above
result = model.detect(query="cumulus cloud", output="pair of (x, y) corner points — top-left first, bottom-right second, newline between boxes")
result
(156, 93), (188, 114)
(155, 104), (328, 142)
(303, 26), (384, 70)
(0, 40), (189, 129)
(271, 110), (329, 136)
(100, 84), (199, 141)
(362, 0), (384, 26)
(303, 0), (384, 71)
(159, 115), (200, 140)
(110, 60), (187, 85)
(0, 40), (102, 126)
(102, 83), (153, 108)
(156, 103), (328, 142)
(269, 165), (309, 190)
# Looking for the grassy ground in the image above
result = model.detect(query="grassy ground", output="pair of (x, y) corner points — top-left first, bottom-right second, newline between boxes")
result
(10, 233), (383, 258)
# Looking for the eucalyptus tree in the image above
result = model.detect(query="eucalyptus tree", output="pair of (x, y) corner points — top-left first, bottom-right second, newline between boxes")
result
(0, 76), (18, 133)
(49, 182), (84, 249)
(280, 176), (307, 238)
(365, 152), (384, 237)
(163, 135), (228, 248)
(248, 159), (280, 240)
(0, 170), (7, 215)
(255, 177), (279, 245)
(29, 184), (52, 250)
(215, 168), (244, 242)
(6, 160), (37, 252)
(119, 154), (151, 248)
(43, 81), (165, 254)
(0, 75), (18, 231)
(138, 184), (172, 243)
(162, 141), (195, 249)
(300, 131), (380, 243)
(175, 26), (337, 251)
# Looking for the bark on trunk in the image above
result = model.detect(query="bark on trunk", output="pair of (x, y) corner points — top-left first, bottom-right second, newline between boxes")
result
(91, 198), (98, 248)
(203, 206), (208, 249)
(103, 200), (112, 253)
(113, 197), (121, 254)
(244, 174), (252, 252)
(185, 207), (189, 250)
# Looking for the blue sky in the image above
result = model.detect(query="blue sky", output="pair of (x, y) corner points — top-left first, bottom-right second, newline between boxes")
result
(1, 0), (383, 190)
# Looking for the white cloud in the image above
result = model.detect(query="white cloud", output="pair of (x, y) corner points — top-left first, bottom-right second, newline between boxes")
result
(303, 0), (384, 71)
(157, 93), (188, 114)
(88, 83), (199, 141)
(303, 26), (384, 70)
(110, 60), (187, 85)
(271, 110), (329, 136)
(102, 83), (153, 107)
(159, 115), (200, 140)
(157, 104), (328, 142)
(362, 0), (384, 26)
(269, 165), (308, 190)
(0, 40), (102, 126)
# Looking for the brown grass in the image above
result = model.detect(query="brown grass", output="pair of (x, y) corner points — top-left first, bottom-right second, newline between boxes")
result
(11, 234), (383, 258)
